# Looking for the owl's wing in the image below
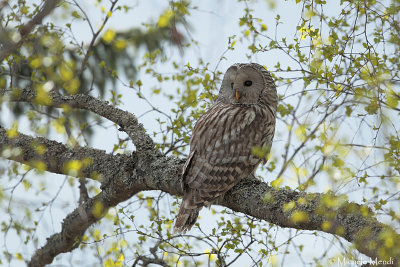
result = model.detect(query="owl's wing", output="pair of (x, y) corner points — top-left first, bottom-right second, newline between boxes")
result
(183, 103), (275, 206)
(181, 149), (195, 190)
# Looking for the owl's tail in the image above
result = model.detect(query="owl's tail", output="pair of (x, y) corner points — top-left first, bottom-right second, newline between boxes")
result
(173, 204), (201, 233)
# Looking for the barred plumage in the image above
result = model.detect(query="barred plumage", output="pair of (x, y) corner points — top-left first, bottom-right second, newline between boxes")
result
(174, 63), (277, 233)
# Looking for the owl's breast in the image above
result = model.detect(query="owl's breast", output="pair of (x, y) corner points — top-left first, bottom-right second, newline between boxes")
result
(190, 103), (272, 164)
(183, 102), (275, 195)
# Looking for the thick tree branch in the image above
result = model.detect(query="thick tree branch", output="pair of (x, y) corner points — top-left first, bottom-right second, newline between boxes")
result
(0, 124), (132, 182)
(146, 157), (400, 265)
(2, 87), (156, 153)
(23, 146), (399, 266)
(221, 179), (399, 265)
(0, 0), (59, 62)
(29, 169), (143, 267)
(26, 149), (180, 267)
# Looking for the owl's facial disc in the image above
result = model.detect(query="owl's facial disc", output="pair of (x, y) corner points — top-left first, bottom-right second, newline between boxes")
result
(218, 64), (269, 105)
(231, 70), (263, 104)
(235, 80), (252, 101)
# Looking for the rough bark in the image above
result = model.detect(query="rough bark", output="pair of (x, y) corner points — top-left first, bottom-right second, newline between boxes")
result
(0, 88), (399, 266)
(5, 87), (156, 153)
(0, 125), (129, 181)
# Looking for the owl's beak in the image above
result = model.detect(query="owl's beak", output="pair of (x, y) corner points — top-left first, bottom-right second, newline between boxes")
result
(235, 90), (240, 101)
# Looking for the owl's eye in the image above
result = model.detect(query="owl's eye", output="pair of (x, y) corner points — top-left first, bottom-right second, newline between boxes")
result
(244, 80), (252, 86)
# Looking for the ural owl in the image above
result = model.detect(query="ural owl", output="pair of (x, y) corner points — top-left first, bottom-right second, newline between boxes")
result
(174, 63), (278, 233)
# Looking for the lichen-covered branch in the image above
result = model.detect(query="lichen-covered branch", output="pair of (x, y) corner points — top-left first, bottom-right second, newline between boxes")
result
(28, 163), (142, 267)
(2, 127), (399, 265)
(144, 156), (400, 265)
(26, 146), (181, 267)
(220, 179), (399, 264)
(0, 124), (132, 182)
(2, 87), (156, 153)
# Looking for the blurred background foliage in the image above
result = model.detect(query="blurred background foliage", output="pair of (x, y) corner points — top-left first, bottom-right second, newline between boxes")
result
(0, 0), (189, 140)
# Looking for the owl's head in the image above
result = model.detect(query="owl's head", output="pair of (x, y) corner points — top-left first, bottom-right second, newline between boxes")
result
(216, 63), (277, 110)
